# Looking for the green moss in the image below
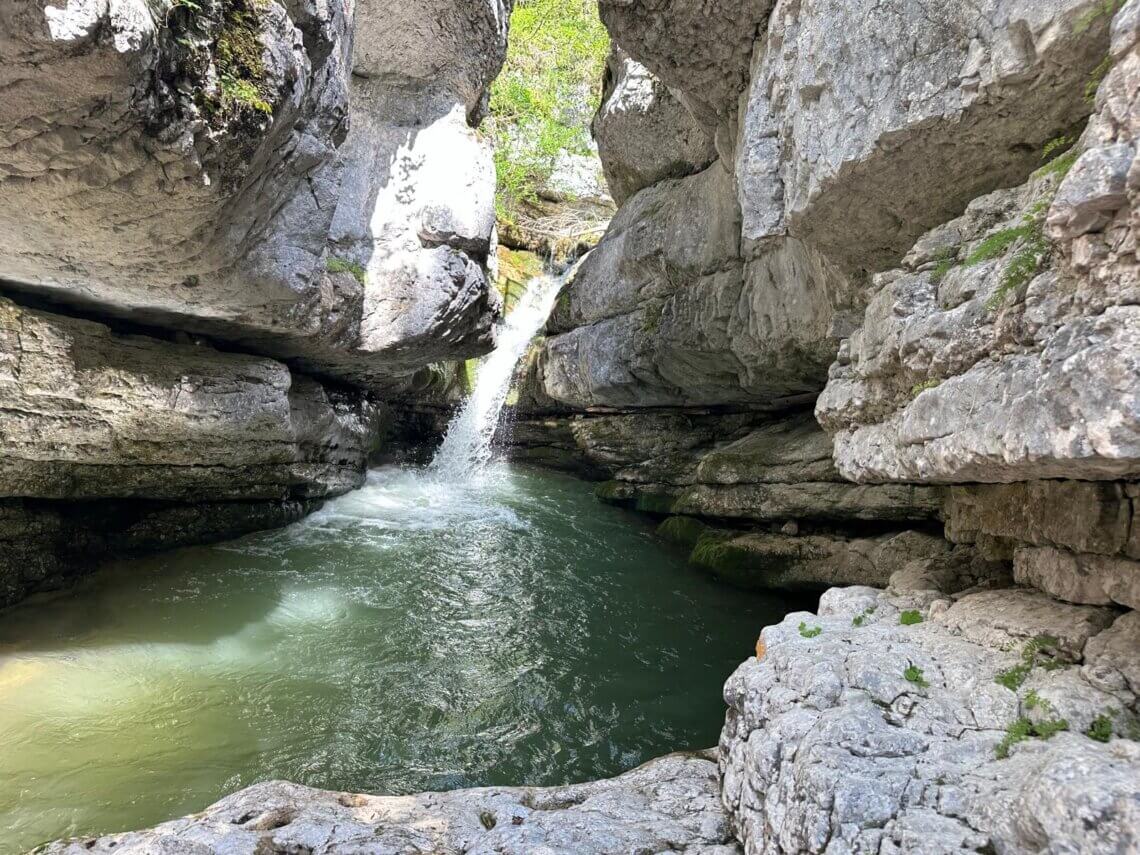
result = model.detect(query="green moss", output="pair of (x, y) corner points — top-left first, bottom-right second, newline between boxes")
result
(326, 256), (367, 285)
(899, 610), (924, 626)
(488, 0), (609, 223)
(656, 516), (709, 550)
(1087, 713), (1115, 743)
(852, 605), (877, 627)
(1074, 0), (1123, 35)
(911, 379), (941, 398)
(642, 302), (664, 335)
(964, 224), (1033, 267)
(904, 665), (930, 689)
(798, 622), (822, 639)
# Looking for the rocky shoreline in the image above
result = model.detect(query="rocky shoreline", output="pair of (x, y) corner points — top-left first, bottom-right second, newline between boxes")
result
(4, 0), (1140, 851)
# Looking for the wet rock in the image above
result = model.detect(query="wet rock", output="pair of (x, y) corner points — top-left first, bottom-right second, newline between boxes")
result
(41, 753), (741, 855)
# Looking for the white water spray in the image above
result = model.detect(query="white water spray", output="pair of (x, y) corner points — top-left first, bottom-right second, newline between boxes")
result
(431, 272), (564, 479)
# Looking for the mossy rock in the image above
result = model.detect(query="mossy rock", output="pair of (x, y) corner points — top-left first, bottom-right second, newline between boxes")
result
(688, 532), (800, 590)
(656, 516), (709, 550)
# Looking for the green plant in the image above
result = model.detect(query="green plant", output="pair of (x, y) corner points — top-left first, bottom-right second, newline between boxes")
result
(1087, 713), (1114, 743)
(904, 665), (930, 689)
(1085, 53), (1114, 103)
(899, 610), (924, 626)
(488, 0), (610, 222)
(326, 256), (367, 285)
(995, 635), (1064, 691)
(852, 606), (877, 627)
(995, 714), (1070, 759)
(1074, 0), (1123, 35)
(799, 622), (822, 639)
(931, 246), (957, 283)
(964, 203), (1053, 311)
(995, 663), (1032, 691)
(911, 379), (940, 398)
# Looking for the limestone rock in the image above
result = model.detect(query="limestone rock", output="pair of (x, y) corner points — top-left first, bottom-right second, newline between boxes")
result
(0, 297), (381, 503)
(739, 0), (1113, 275)
(720, 587), (1140, 854)
(0, 0), (508, 389)
(0, 498), (315, 608)
(593, 46), (717, 205)
(597, 0), (775, 136)
(41, 753), (740, 855)
(542, 164), (856, 409)
(1014, 547), (1140, 609)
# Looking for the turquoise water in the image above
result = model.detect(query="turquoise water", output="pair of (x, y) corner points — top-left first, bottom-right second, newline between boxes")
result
(0, 464), (799, 852)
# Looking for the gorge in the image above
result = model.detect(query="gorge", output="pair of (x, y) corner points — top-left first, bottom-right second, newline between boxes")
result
(1, 0), (1139, 853)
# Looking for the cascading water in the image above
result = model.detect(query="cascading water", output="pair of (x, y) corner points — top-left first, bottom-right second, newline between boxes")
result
(430, 271), (564, 479)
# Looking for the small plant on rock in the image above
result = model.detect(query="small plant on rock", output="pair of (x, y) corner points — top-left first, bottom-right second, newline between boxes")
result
(1087, 712), (1116, 743)
(904, 665), (930, 689)
(995, 714), (1070, 759)
(852, 606), (877, 627)
(798, 622), (822, 639)
(326, 256), (367, 285)
(995, 635), (1064, 691)
(911, 379), (940, 398)
(899, 610), (924, 626)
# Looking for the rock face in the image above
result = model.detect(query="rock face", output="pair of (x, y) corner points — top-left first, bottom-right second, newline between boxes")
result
(593, 46), (717, 206)
(720, 586), (1140, 854)
(42, 753), (741, 855)
(0, 0), (508, 387)
(0, 0), (512, 605)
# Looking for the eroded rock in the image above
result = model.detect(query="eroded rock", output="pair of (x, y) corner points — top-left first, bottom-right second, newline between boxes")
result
(42, 753), (740, 855)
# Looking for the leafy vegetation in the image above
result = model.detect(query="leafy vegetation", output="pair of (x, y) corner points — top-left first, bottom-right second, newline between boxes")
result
(487, 0), (610, 223)
(326, 257), (367, 285)
(931, 246), (957, 283)
(995, 635), (1064, 691)
(904, 665), (930, 689)
(996, 713), (1070, 759)
(1087, 713), (1115, 743)
(798, 622), (822, 639)
(899, 610), (924, 626)
(852, 606), (877, 627)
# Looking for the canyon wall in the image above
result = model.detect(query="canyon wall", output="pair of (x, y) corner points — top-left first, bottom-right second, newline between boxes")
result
(502, 0), (1140, 850)
(0, 0), (511, 606)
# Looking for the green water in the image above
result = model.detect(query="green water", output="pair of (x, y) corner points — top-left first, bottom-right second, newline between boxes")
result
(0, 465), (800, 853)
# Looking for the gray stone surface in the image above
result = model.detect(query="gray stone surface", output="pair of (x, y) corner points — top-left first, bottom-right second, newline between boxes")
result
(0, 297), (381, 503)
(720, 586), (1140, 855)
(597, 0), (775, 136)
(42, 752), (740, 855)
(593, 46), (717, 206)
(0, 0), (508, 388)
(1014, 546), (1140, 610)
(739, 0), (1113, 275)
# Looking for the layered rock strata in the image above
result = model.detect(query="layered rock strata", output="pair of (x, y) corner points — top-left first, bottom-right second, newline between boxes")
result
(0, 0), (512, 605)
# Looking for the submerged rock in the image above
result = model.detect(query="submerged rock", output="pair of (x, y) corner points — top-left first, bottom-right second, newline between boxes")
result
(41, 753), (741, 855)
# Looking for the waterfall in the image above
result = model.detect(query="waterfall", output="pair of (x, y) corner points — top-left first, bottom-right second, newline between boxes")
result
(430, 272), (564, 480)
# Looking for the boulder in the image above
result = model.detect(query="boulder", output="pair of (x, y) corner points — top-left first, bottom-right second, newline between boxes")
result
(721, 587), (1140, 854)
(592, 46), (717, 205)
(0, 297), (380, 503)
